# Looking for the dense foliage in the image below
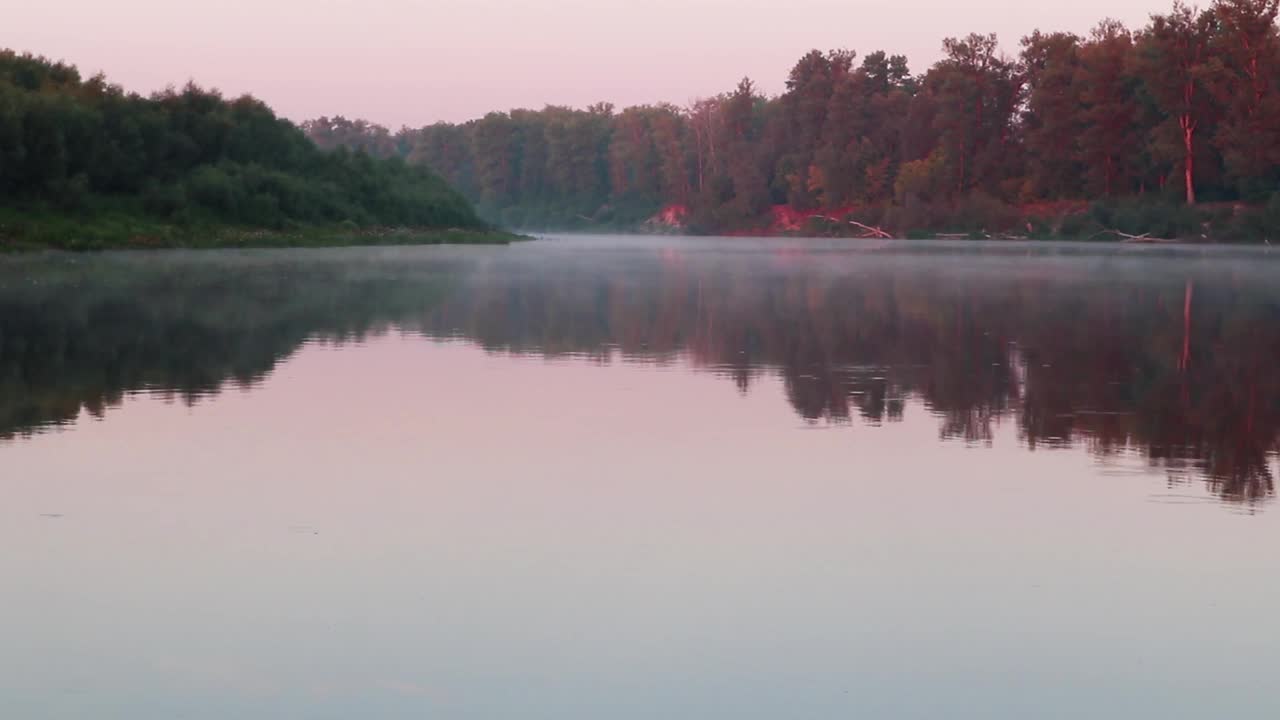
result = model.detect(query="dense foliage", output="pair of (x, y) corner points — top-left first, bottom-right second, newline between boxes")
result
(307, 0), (1280, 239)
(0, 51), (484, 246)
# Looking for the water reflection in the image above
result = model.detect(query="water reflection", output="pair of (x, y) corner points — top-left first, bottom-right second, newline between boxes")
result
(2, 238), (1278, 505)
(422, 239), (1280, 505)
(0, 249), (463, 438)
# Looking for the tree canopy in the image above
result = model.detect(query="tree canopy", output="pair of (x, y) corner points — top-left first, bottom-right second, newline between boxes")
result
(0, 50), (485, 245)
(308, 1), (1280, 239)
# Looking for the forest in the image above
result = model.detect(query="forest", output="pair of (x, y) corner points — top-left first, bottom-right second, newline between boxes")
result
(0, 51), (501, 249)
(306, 0), (1280, 240)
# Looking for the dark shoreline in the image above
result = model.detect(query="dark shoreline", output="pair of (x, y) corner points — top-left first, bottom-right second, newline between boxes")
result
(0, 221), (525, 252)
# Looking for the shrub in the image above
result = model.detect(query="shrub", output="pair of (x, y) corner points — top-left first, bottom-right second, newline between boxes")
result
(950, 191), (1018, 233)
(0, 52), (487, 234)
(186, 165), (239, 214)
(142, 181), (187, 217)
(1058, 211), (1101, 239)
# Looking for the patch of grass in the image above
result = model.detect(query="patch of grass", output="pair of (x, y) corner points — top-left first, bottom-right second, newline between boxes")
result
(0, 208), (524, 252)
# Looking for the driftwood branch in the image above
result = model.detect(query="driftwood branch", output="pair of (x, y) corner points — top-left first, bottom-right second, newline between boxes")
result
(1091, 229), (1180, 244)
(809, 215), (893, 239)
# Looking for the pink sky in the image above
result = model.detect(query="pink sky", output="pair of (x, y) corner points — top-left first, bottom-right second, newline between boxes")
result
(11, 0), (1165, 128)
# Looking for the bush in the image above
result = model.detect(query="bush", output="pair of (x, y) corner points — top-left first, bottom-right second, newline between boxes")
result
(1089, 199), (1199, 239)
(50, 172), (90, 212)
(883, 198), (940, 236)
(1266, 193), (1280, 235)
(1025, 215), (1055, 239)
(950, 191), (1019, 233)
(243, 193), (283, 228)
(0, 52), (487, 234)
(142, 181), (187, 217)
(1058, 211), (1101, 239)
(186, 165), (240, 214)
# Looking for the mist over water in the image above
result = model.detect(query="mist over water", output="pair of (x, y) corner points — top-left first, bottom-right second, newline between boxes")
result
(5, 236), (1277, 503)
(3, 236), (1280, 718)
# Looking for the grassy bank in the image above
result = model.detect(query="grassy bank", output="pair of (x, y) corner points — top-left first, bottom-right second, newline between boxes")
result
(0, 208), (523, 252)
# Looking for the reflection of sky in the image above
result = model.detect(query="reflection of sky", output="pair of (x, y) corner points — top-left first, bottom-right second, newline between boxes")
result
(3, 337), (1278, 719)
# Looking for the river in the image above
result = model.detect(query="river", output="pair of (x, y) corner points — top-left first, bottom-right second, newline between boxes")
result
(3, 235), (1279, 718)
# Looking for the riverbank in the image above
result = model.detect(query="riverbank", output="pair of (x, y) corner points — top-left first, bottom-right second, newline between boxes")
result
(0, 210), (524, 252)
(503, 198), (1280, 244)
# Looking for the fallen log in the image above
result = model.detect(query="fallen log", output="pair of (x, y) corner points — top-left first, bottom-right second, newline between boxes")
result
(809, 215), (894, 239)
(847, 220), (894, 239)
(1092, 229), (1181, 244)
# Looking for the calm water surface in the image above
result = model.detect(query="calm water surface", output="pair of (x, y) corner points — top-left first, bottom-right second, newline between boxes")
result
(3, 235), (1280, 719)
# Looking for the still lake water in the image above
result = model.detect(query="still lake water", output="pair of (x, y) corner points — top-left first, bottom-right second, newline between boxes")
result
(3, 235), (1280, 719)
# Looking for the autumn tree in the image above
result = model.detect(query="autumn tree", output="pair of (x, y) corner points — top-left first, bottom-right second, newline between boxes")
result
(723, 78), (770, 219)
(471, 111), (519, 207)
(687, 96), (724, 200)
(924, 33), (1023, 199)
(608, 106), (662, 204)
(809, 65), (866, 208)
(407, 122), (479, 199)
(779, 50), (855, 209)
(1074, 20), (1143, 196)
(1020, 31), (1085, 199)
(861, 51), (916, 95)
(1210, 0), (1280, 198)
(294, 2), (1280, 236)
(1134, 2), (1223, 204)
(649, 103), (693, 206)
(300, 116), (397, 158)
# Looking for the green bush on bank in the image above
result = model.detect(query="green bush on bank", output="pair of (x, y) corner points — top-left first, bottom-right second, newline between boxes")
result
(0, 50), (493, 248)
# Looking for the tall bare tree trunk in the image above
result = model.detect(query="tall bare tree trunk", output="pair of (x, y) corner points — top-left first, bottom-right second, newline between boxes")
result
(1179, 66), (1197, 205)
(1182, 117), (1196, 206)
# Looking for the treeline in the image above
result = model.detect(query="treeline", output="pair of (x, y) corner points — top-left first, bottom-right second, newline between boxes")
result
(307, 0), (1280, 239)
(0, 51), (485, 248)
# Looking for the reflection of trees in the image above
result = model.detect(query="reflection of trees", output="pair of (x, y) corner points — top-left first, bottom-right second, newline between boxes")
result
(422, 248), (1280, 505)
(0, 250), (457, 439)
(3, 244), (1276, 505)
